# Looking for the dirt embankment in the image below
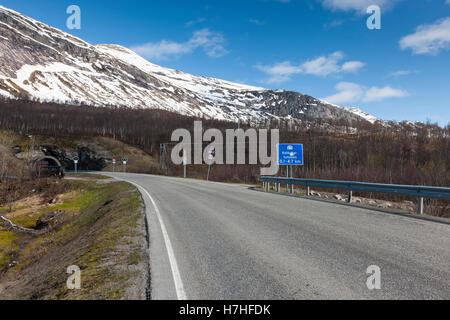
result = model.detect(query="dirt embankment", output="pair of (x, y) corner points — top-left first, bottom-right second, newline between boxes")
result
(0, 174), (149, 300)
(1, 130), (161, 175)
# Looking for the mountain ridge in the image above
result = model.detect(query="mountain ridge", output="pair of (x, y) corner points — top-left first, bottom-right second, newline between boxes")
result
(0, 5), (378, 125)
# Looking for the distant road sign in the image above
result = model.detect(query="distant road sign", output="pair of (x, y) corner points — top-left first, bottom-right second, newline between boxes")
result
(208, 147), (216, 161)
(112, 158), (116, 164)
(278, 144), (304, 165)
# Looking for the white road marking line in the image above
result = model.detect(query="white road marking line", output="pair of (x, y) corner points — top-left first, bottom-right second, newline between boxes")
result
(117, 178), (187, 300)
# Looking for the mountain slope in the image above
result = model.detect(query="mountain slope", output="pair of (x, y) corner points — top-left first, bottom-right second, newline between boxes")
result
(0, 5), (378, 125)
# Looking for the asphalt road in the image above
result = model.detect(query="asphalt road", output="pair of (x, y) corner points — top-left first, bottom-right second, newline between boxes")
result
(108, 173), (450, 300)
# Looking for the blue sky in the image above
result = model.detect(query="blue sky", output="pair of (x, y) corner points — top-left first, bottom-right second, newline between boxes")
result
(2, 0), (450, 125)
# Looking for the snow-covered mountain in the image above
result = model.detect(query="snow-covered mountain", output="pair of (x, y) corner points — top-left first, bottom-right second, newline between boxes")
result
(0, 5), (378, 125)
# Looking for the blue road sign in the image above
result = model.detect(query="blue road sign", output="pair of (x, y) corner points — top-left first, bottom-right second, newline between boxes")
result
(278, 144), (304, 165)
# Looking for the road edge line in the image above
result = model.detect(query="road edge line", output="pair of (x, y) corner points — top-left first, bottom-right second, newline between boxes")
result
(116, 178), (187, 300)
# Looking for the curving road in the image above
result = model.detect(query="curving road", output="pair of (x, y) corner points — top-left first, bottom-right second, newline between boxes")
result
(107, 173), (450, 300)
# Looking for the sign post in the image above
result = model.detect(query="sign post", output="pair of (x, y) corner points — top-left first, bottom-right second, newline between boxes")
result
(183, 150), (187, 178)
(112, 158), (116, 172)
(277, 144), (304, 194)
(73, 156), (79, 175)
(207, 147), (215, 181)
(122, 158), (128, 173)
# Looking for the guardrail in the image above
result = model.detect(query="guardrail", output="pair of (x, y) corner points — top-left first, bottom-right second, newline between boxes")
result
(260, 177), (450, 215)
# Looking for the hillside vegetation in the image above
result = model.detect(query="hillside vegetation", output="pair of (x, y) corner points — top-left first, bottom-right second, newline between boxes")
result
(0, 99), (449, 216)
(0, 174), (149, 300)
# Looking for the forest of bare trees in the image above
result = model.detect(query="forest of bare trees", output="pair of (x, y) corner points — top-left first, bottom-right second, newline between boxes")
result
(0, 98), (449, 215)
(1, 99), (448, 185)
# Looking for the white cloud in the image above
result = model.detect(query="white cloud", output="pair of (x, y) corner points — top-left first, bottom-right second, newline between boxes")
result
(324, 82), (408, 104)
(131, 29), (227, 61)
(323, 19), (344, 29)
(256, 51), (365, 83)
(324, 82), (364, 104)
(363, 86), (409, 102)
(249, 18), (265, 25)
(400, 17), (450, 55)
(320, 0), (399, 13)
(388, 70), (419, 77)
(341, 61), (366, 73)
(255, 61), (303, 83)
(302, 51), (344, 76)
(185, 18), (205, 28)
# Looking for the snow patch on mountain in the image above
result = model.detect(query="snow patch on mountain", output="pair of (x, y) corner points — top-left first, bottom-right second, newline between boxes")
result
(341, 107), (378, 124)
(0, 4), (380, 126)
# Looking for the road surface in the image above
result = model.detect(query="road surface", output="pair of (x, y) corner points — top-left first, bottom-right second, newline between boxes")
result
(107, 173), (450, 300)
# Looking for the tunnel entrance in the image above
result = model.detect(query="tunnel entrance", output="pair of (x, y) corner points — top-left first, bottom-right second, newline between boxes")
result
(35, 156), (64, 177)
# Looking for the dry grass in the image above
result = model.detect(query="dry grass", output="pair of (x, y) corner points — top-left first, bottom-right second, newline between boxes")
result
(0, 177), (148, 300)
(92, 137), (159, 174)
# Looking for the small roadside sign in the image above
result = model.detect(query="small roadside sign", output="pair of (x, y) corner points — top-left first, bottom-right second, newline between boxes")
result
(278, 144), (304, 166)
(121, 158), (128, 173)
(206, 147), (216, 181)
(73, 156), (79, 174)
(208, 147), (216, 161)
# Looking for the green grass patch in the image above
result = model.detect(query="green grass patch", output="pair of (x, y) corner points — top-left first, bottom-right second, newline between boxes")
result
(127, 250), (143, 266)
(0, 228), (18, 270)
(66, 173), (111, 180)
(8, 212), (42, 229)
(1, 178), (147, 300)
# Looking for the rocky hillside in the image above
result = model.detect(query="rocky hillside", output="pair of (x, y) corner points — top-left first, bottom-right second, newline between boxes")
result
(0, 5), (378, 125)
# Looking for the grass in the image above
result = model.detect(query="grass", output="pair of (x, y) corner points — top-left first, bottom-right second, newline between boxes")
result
(127, 250), (143, 266)
(0, 178), (148, 300)
(0, 227), (18, 270)
(67, 173), (111, 180)
(57, 183), (144, 299)
(8, 213), (41, 229)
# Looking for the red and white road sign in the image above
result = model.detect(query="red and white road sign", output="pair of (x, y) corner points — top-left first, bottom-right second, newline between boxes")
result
(208, 147), (216, 160)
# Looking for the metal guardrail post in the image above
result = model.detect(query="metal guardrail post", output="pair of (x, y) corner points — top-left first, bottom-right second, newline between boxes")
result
(348, 191), (353, 203)
(277, 183), (280, 192)
(306, 185), (310, 196)
(418, 197), (424, 215)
